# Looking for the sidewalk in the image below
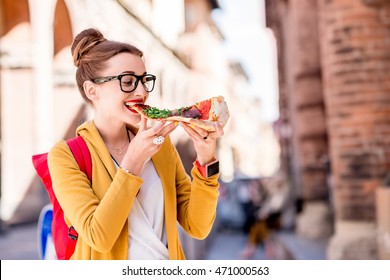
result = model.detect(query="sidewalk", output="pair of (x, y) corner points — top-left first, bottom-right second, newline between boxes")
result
(0, 222), (328, 260)
(205, 228), (328, 260)
(205, 229), (267, 260)
(0, 222), (39, 260)
(276, 230), (328, 260)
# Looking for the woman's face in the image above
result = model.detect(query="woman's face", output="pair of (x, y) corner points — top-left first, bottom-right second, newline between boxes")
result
(91, 52), (150, 126)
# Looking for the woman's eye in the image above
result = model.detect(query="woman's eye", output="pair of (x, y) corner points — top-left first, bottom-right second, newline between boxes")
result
(122, 78), (136, 86)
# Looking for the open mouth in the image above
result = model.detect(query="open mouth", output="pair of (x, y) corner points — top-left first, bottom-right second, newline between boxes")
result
(125, 102), (140, 114)
(125, 101), (144, 114)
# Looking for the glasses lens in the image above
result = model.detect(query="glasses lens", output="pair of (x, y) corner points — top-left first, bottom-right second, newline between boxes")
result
(120, 75), (137, 92)
(142, 75), (156, 92)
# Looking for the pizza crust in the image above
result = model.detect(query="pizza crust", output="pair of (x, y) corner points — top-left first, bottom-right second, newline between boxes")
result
(209, 96), (229, 127)
(165, 116), (217, 131)
(189, 119), (217, 131)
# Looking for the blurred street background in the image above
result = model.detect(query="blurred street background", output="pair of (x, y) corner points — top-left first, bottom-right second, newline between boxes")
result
(1, 0), (390, 260)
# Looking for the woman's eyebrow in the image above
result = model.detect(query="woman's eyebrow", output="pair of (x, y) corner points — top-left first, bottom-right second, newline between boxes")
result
(120, 71), (147, 75)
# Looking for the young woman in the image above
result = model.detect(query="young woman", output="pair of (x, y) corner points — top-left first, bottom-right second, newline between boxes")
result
(48, 28), (224, 260)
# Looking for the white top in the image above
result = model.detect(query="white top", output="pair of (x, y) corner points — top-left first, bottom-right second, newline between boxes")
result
(113, 158), (168, 259)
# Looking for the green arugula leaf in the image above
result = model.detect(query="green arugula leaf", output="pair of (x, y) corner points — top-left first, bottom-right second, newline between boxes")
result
(143, 107), (172, 119)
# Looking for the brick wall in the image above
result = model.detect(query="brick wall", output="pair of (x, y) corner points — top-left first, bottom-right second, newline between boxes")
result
(266, 0), (329, 201)
(318, 0), (390, 220)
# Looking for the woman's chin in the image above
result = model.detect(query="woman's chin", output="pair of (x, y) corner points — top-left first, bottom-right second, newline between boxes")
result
(124, 114), (141, 125)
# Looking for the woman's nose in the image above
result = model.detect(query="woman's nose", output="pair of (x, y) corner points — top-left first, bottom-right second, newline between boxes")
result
(132, 85), (148, 99)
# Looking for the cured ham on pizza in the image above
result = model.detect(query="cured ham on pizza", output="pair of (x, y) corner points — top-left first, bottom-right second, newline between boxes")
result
(127, 96), (229, 132)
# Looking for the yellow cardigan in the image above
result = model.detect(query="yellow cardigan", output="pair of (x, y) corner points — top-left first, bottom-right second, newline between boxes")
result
(48, 121), (219, 260)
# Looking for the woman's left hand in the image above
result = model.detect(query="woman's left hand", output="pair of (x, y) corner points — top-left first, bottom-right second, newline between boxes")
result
(180, 122), (224, 165)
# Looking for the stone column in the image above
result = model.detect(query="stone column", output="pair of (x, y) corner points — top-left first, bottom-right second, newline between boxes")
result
(265, 0), (333, 237)
(284, 0), (332, 238)
(318, 0), (390, 259)
(29, 0), (57, 152)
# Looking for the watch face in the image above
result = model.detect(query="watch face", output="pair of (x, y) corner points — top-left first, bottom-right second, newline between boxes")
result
(207, 161), (219, 177)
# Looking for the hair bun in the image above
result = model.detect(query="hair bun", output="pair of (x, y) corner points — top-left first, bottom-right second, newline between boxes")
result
(71, 28), (106, 67)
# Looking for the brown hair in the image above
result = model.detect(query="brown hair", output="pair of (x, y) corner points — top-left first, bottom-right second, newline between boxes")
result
(71, 28), (144, 102)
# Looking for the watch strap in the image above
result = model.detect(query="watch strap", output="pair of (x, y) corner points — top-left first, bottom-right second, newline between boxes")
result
(195, 159), (219, 178)
(195, 159), (208, 177)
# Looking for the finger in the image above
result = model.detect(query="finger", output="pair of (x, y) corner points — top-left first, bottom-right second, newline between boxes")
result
(213, 122), (224, 137)
(180, 122), (199, 139)
(160, 122), (179, 137)
(139, 116), (148, 132)
(147, 121), (166, 136)
(188, 124), (210, 139)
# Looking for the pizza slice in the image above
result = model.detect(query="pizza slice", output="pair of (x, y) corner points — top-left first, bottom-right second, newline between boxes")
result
(127, 96), (229, 132)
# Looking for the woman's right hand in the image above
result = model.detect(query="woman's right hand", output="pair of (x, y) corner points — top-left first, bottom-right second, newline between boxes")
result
(120, 116), (178, 176)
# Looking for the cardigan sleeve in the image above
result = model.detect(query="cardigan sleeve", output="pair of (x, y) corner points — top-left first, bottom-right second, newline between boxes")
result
(172, 143), (220, 239)
(48, 140), (143, 253)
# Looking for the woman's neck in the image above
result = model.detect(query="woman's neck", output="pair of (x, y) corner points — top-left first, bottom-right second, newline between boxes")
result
(94, 118), (129, 147)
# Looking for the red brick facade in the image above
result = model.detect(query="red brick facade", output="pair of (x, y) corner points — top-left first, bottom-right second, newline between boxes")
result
(319, 0), (390, 221)
(266, 0), (329, 203)
(266, 0), (390, 258)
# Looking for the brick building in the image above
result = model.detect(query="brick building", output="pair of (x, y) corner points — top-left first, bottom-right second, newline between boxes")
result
(266, 0), (390, 259)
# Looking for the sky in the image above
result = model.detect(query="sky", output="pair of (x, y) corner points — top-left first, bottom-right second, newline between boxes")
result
(212, 0), (279, 123)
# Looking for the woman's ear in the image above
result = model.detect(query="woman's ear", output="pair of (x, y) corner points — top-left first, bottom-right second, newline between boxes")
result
(83, 80), (99, 102)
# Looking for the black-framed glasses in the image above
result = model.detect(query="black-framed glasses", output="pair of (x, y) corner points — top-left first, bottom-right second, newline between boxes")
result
(92, 73), (156, 93)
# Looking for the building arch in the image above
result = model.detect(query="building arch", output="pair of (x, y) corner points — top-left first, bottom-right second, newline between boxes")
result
(53, 0), (73, 59)
(0, 0), (31, 38)
(52, 0), (86, 141)
(0, 0), (32, 63)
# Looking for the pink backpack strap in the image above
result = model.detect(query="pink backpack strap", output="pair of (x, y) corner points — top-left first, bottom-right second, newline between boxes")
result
(67, 136), (92, 182)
